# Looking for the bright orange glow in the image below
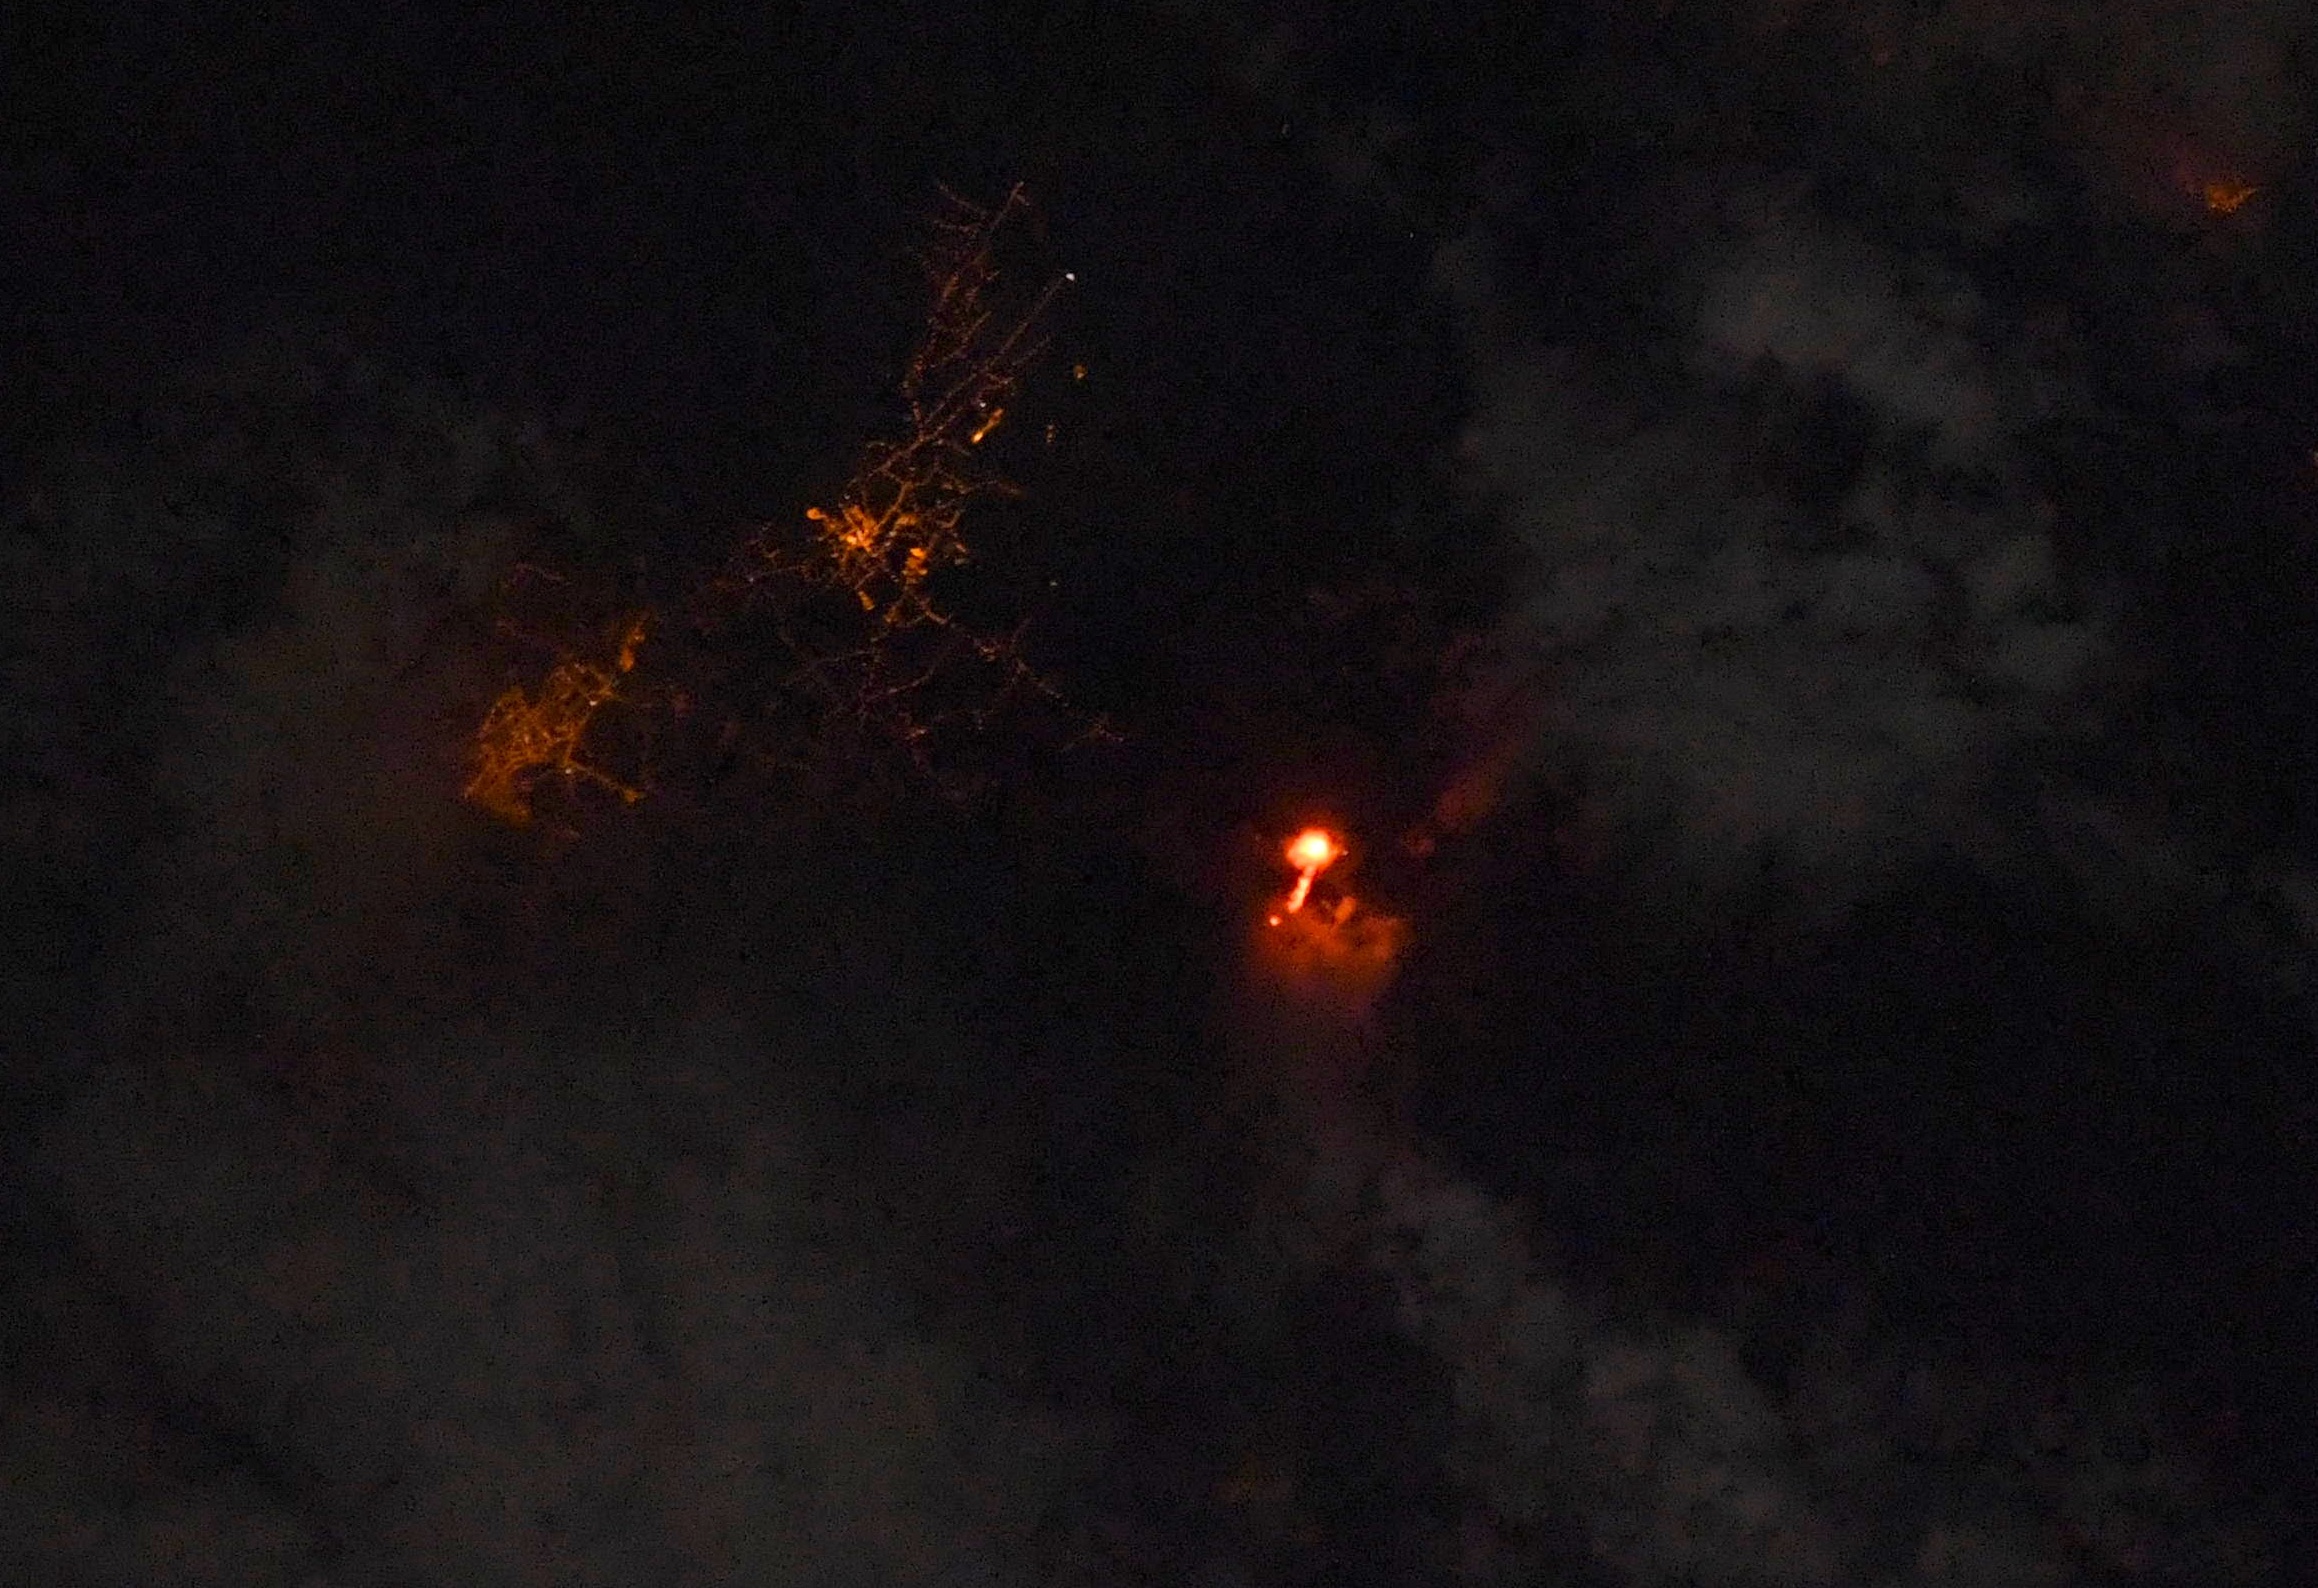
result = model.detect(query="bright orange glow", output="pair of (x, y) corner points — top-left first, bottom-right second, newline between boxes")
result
(1287, 828), (1338, 870)
(1255, 819), (1406, 1008)
(2203, 178), (2260, 215)
(1273, 827), (1342, 922)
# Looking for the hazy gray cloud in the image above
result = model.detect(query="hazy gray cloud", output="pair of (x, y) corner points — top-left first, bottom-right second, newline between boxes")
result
(1431, 207), (2114, 932)
(13, 333), (1109, 1586)
(1216, 978), (2272, 1586)
(37, 1015), (1098, 1586)
(1696, 207), (2006, 464)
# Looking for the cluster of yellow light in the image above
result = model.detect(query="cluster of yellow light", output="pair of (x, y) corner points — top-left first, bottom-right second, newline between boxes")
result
(463, 616), (649, 826)
(740, 184), (1072, 640)
(464, 184), (1087, 827)
(2202, 177), (2260, 215)
(1269, 827), (1343, 926)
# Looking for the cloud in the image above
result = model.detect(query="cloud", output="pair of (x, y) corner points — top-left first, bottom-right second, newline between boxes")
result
(12, 328), (1111, 1585)
(36, 1015), (1097, 1586)
(1431, 206), (2114, 934)
(1862, 0), (2310, 220)
(1696, 207), (2004, 464)
(1221, 958), (2282, 1585)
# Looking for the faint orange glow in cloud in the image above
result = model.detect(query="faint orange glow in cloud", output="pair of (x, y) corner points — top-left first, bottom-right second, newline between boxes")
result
(2199, 175), (2261, 215)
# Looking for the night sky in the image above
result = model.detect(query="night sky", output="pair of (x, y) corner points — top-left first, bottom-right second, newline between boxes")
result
(7, 2), (2318, 1583)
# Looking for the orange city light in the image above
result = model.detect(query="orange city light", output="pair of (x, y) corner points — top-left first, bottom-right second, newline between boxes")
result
(1269, 827), (1342, 925)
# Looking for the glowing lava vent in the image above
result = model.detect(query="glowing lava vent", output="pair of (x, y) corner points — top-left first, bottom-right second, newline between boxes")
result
(1270, 827), (1342, 926)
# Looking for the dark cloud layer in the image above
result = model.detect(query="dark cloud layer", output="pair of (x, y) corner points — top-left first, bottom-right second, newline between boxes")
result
(1436, 202), (2114, 930)
(6, 2), (2317, 1583)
